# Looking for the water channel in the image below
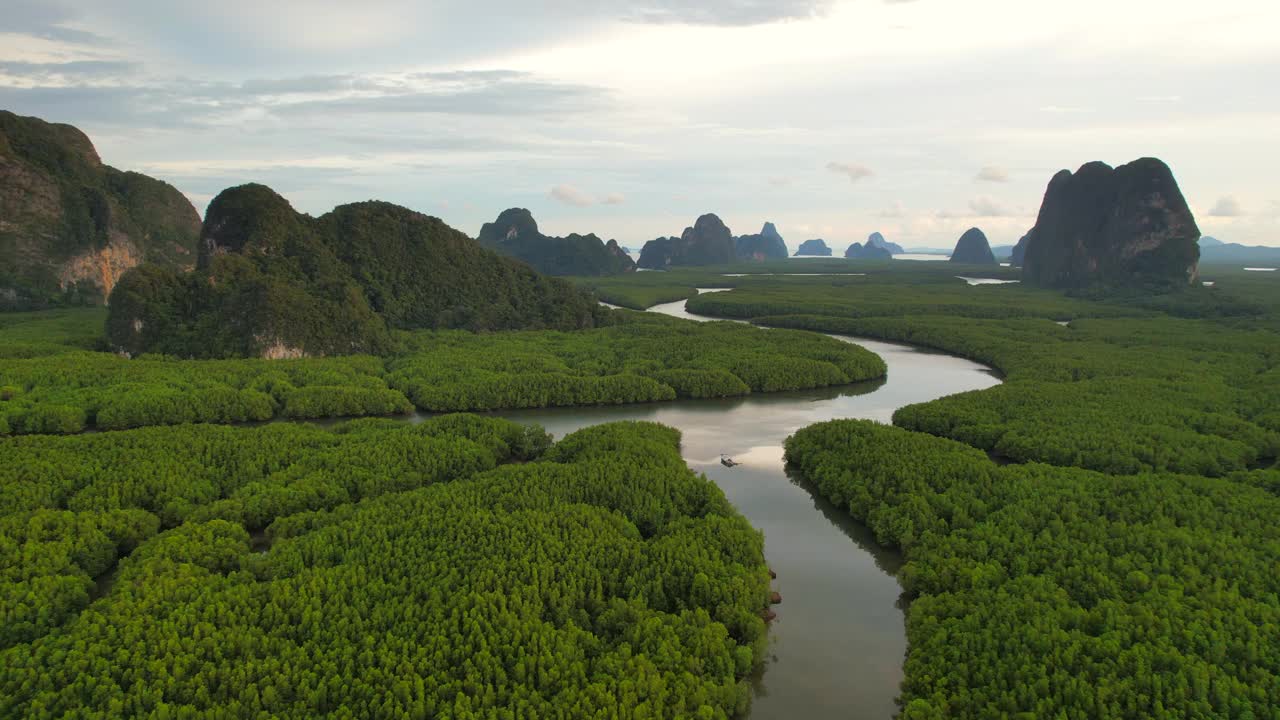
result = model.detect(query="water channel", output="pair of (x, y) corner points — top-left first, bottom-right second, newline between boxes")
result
(468, 292), (1001, 719)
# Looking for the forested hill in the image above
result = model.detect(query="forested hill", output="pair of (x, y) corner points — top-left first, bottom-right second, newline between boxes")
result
(106, 184), (606, 358)
(477, 208), (636, 276)
(0, 111), (201, 309)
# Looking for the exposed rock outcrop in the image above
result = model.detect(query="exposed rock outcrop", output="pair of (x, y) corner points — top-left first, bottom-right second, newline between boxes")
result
(866, 232), (904, 255)
(0, 110), (200, 308)
(949, 228), (997, 265)
(794, 239), (832, 256)
(637, 213), (737, 269)
(735, 221), (788, 261)
(1010, 234), (1029, 267)
(476, 208), (635, 276)
(844, 242), (892, 260)
(1022, 158), (1201, 288)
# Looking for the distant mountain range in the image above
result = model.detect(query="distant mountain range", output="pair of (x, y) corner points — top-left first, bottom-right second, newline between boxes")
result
(1198, 240), (1280, 265)
(477, 208), (635, 276)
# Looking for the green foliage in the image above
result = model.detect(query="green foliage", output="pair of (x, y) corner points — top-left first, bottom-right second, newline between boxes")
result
(1, 420), (770, 718)
(757, 313), (1280, 476)
(386, 313), (885, 412)
(0, 110), (200, 309)
(1, 310), (884, 433)
(785, 420), (1280, 718)
(106, 187), (608, 357)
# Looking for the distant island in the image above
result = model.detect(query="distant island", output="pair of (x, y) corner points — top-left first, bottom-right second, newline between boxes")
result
(637, 214), (736, 269)
(638, 215), (793, 268)
(108, 185), (604, 358)
(735, 222), (789, 261)
(0, 111), (200, 309)
(845, 241), (892, 260)
(794, 239), (832, 256)
(866, 232), (904, 255)
(477, 208), (634, 276)
(949, 228), (996, 264)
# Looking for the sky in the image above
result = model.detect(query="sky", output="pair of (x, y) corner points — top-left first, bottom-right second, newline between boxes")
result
(2, 0), (1278, 251)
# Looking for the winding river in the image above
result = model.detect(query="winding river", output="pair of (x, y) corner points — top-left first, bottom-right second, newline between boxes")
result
(476, 292), (1001, 719)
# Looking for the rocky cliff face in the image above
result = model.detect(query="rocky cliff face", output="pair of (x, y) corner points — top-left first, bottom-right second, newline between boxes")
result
(0, 111), (200, 308)
(866, 232), (904, 255)
(949, 228), (997, 264)
(794, 239), (832, 256)
(1022, 158), (1201, 288)
(1010, 234), (1029, 267)
(844, 242), (892, 260)
(735, 221), (788, 261)
(637, 213), (737, 269)
(476, 208), (635, 276)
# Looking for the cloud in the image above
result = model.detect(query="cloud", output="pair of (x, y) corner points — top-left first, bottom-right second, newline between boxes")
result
(549, 186), (625, 207)
(0, 0), (112, 45)
(623, 0), (833, 25)
(767, 176), (792, 187)
(1208, 196), (1244, 217)
(975, 165), (1009, 183)
(0, 69), (610, 132)
(968, 196), (1014, 217)
(550, 184), (596, 207)
(826, 161), (873, 183)
(877, 201), (905, 218)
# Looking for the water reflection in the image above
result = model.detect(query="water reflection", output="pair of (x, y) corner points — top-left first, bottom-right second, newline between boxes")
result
(472, 295), (999, 720)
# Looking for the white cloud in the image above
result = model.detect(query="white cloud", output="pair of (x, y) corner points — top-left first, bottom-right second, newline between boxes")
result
(968, 196), (1013, 217)
(549, 184), (596, 207)
(826, 161), (873, 183)
(975, 165), (1009, 183)
(1208, 196), (1244, 217)
(602, 192), (625, 205)
(877, 201), (905, 218)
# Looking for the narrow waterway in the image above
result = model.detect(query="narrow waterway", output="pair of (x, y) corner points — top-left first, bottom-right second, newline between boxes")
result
(476, 292), (1001, 719)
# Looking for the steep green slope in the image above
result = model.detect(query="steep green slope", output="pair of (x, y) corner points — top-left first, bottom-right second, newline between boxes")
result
(107, 185), (606, 358)
(0, 111), (200, 308)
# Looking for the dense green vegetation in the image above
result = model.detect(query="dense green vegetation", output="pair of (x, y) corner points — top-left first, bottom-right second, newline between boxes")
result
(0, 110), (200, 308)
(2, 419), (772, 718)
(0, 308), (884, 434)
(785, 420), (1280, 718)
(757, 314), (1280, 476)
(656, 267), (1280, 475)
(591, 261), (1280, 716)
(106, 185), (608, 358)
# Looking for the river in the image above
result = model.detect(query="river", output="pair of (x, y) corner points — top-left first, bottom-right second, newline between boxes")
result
(470, 292), (1001, 719)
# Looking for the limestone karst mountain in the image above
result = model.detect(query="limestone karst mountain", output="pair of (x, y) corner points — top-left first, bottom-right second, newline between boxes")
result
(1022, 158), (1201, 288)
(949, 228), (997, 265)
(477, 208), (635, 276)
(0, 110), (200, 308)
(109, 185), (603, 358)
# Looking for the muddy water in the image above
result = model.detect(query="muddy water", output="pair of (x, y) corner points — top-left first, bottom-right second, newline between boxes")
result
(477, 293), (1001, 719)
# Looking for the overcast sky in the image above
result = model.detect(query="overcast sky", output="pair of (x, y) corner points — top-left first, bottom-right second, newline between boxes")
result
(3, 0), (1277, 249)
